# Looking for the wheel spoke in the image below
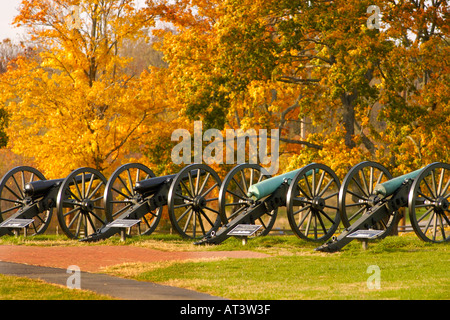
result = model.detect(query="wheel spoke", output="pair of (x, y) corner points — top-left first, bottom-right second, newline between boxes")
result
(67, 211), (81, 229)
(348, 206), (368, 223)
(198, 172), (211, 196)
(63, 206), (81, 218)
(0, 197), (23, 205)
(317, 179), (334, 198)
(118, 176), (133, 197)
(360, 170), (370, 197)
(315, 171), (326, 196)
(11, 175), (24, 199)
(437, 168), (445, 196)
(316, 211), (328, 235)
(303, 174), (313, 198)
(231, 176), (247, 197)
(174, 202), (193, 209)
(183, 209), (194, 233)
(180, 180), (194, 198)
(89, 210), (106, 223)
(85, 174), (95, 199)
(297, 208), (311, 229)
(438, 214), (446, 240)
(195, 169), (201, 195)
(87, 181), (104, 200)
(72, 177), (83, 199)
(351, 176), (369, 198)
(204, 205), (219, 215)
(417, 207), (434, 224)
(4, 185), (22, 201)
(292, 205), (310, 216)
(318, 209), (335, 224)
(376, 171), (385, 185)
(188, 171), (195, 196)
(227, 205), (247, 221)
(369, 167), (374, 194)
(347, 189), (367, 200)
(201, 182), (218, 197)
(241, 170), (249, 194)
(177, 206), (193, 224)
(226, 189), (246, 201)
(1, 206), (19, 215)
(127, 169), (134, 196)
(439, 174), (450, 197)
(175, 192), (193, 202)
(112, 186), (130, 200)
(199, 208), (215, 228)
(112, 204), (132, 218)
(422, 177), (436, 199)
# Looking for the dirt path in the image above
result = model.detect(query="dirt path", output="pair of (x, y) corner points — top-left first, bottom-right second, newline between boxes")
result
(0, 245), (269, 273)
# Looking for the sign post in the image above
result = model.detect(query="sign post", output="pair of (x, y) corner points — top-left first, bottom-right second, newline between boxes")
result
(347, 229), (385, 250)
(227, 224), (262, 245)
(107, 219), (142, 241)
(0, 219), (35, 237)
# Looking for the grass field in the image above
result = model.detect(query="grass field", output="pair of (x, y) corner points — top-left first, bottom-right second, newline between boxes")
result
(0, 233), (449, 300)
(0, 274), (114, 300)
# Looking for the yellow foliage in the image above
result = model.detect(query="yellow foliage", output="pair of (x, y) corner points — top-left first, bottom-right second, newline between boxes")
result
(0, 0), (160, 178)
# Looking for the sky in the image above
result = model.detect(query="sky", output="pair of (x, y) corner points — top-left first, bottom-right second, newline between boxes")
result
(0, 0), (25, 41)
(0, 0), (148, 42)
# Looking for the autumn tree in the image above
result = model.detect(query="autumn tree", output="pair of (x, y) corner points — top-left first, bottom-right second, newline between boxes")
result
(376, 0), (450, 174)
(152, 0), (449, 176)
(0, 0), (162, 177)
(0, 39), (35, 148)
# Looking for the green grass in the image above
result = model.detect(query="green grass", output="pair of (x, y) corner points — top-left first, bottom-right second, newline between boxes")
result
(0, 274), (114, 300)
(1, 233), (449, 300)
(102, 233), (449, 300)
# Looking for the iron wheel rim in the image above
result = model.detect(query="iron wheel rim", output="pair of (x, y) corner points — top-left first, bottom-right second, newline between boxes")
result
(286, 163), (341, 242)
(408, 162), (450, 243)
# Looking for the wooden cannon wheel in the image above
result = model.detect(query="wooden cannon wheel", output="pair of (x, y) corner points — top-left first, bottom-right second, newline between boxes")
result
(408, 162), (450, 243)
(168, 163), (222, 239)
(103, 163), (162, 237)
(218, 163), (277, 236)
(56, 167), (108, 240)
(0, 166), (52, 236)
(286, 163), (341, 242)
(338, 161), (398, 241)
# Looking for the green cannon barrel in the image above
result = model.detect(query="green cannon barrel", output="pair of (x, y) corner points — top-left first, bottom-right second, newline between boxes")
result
(374, 167), (424, 197)
(247, 168), (315, 200)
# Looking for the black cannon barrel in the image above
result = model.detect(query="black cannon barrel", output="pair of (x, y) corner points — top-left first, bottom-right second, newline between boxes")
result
(24, 178), (65, 197)
(134, 169), (207, 194)
(134, 174), (176, 194)
(24, 174), (95, 197)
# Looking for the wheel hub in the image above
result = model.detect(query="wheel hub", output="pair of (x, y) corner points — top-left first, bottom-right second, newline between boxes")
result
(80, 199), (94, 212)
(311, 197), (325, 210)
(192, 196), (207, 211)
(435, 197), (449, 212)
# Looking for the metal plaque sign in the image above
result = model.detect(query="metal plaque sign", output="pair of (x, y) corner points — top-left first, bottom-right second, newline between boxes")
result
(347, 229), (385, 239)
(107, 219), (141, 228)
(0, 219), (34, 229)
(227, 224), (262, 237)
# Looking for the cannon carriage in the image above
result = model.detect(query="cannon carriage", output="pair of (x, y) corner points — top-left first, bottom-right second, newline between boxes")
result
(195, 162), (342, 245)
(316, 161), (450, 252)
(82, 163), (222, 241)
(0, 166), (108, 239)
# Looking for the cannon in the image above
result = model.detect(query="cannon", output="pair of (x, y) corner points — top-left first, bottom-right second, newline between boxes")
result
(0, 166), (108, 239)
(81, 163), (222, 241)
(316, 161), (450, 252)
(195, 163), (341, 245)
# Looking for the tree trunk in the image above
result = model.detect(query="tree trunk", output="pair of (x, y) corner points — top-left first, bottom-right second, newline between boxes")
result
(341, 91), (357, 149)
